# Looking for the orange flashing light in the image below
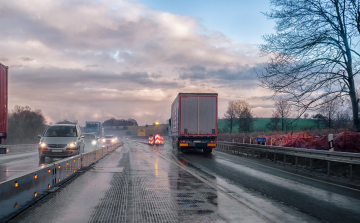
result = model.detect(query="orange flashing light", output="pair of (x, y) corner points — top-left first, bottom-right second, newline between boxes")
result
(47, 169), (51, 173)
(48, 184), (51, 188)
(179, 143), (188, 147)
(34, 174), (37, 179)
(34, 192), (37, 197)
(14, 182), (18, 188)
(207, 143), (217, 147)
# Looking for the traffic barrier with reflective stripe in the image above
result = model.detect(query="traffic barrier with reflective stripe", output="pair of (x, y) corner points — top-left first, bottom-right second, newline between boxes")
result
(148, 135), (154, 145)
(155, 134), (160, 145)
(0, 142), (122, 222)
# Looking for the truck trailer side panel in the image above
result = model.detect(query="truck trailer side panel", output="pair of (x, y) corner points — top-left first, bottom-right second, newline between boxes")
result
(171, 95), (180, 136)
(0, 63), (8, 141)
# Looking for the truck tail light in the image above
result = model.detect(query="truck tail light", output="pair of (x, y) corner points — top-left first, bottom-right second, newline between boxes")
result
(210, 141), (214, 143)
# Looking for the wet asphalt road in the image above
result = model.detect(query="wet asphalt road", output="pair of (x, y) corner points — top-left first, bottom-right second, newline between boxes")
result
(0, 144), (101, 182)
(9, 139), (358, 222)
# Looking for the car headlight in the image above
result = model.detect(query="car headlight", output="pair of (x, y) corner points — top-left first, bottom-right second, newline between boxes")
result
(102, 139), (106, 142)
(67, 142), (77, 148)
(111, 139), (115, 142)
(92, 140), (97, 145)
(39, 142), (47, 148)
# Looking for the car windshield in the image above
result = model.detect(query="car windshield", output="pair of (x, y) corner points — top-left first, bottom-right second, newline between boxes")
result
(44, 126), (77, 137)
(105, 135), (113, 138)
(83, 134), (96, 139)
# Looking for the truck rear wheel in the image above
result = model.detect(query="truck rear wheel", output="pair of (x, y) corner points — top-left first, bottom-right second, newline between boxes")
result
(203, 148), (212, 154)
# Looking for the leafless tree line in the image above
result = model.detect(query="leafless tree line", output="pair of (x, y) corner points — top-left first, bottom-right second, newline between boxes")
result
(223, 100), (255, 133)
(267, 97), (353, 132)
(4, 105), (47, 144)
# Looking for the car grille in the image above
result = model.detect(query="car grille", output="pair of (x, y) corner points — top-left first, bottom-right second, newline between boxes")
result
(47, 144), (68, 148)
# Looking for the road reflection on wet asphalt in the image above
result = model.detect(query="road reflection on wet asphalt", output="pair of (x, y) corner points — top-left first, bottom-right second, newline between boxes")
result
(9, 139), (359, 222)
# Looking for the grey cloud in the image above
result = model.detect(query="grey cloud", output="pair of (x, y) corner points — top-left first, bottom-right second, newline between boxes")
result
(150, 73), (162, 79)
(179, 65), (259, 81)
(178, 64), (266, 89)
(21, 57), (34, 61)
(9, 67), (180, 90)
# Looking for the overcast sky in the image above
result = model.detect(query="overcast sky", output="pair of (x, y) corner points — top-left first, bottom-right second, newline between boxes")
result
(0, 0), (276, 126)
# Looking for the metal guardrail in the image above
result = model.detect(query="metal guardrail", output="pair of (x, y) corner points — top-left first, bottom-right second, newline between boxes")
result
(0, 142), (122, 222)
(216, 141), (360, 180)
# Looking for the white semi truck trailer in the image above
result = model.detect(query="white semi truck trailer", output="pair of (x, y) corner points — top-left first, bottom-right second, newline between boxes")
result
(170, 93), (217, 154)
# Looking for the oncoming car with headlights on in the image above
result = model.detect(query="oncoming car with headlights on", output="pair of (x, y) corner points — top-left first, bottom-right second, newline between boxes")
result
(38, 124), (84, 161)
(101, 135), (117, 147)
(82, 133), (99, 152)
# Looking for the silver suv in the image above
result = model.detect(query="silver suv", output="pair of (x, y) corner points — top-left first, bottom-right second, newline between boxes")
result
(38, 124), (84, 161)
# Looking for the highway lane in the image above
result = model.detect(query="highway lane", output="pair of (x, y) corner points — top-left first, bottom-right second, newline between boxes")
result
(0, 144), (101, 182)
(9, 139), (321, 223)
(177, 146), (360, 223)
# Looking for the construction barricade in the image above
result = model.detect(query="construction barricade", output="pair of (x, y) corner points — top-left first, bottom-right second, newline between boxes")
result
(155, 134), (161, 145)
(148, 135), (154, 145)
(255, 131), (360, 153)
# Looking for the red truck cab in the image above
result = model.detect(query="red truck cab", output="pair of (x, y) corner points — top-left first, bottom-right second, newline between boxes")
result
(0, 63), (8, 145)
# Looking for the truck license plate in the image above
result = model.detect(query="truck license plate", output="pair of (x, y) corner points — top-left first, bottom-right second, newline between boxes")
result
(194, 140), (201, 143)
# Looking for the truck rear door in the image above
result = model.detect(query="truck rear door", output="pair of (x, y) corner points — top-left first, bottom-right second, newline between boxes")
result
(180, 94), (217, 135)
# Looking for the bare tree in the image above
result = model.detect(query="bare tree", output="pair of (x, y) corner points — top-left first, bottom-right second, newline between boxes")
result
(235, 101), (254, 132)
(319, 96), (341, 128)
(333, 108), (352, 129)
(224, 100), (241, 133)
(303, 113), (309, 119)
(349, 0), (360, 34)
(274, 99), (292, 131)
(258, 0), (360, 131)
(266, 110), (281, 131)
